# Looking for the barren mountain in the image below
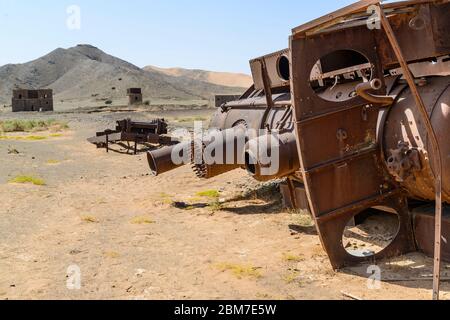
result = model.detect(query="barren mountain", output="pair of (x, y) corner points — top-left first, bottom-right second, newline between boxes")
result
(144, 66), (252, 89)
(0, 45), (246, 105)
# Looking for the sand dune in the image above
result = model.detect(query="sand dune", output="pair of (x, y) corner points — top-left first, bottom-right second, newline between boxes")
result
(144, 65), (252, 89)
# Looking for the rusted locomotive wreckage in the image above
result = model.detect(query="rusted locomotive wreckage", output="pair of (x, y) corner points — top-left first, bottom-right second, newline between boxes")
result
(148, 0), (450, 297)
(88, 118), (172, 154)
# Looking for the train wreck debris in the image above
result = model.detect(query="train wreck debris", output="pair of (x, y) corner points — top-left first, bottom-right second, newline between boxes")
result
(88, 118), (174, 154)
(146, 0), (450, 298)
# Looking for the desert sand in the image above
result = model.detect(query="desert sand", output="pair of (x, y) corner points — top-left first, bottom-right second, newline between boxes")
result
(1, 102), (450, 300)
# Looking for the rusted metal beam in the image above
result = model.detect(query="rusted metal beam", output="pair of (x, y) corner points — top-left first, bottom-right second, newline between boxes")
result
(223, 99), (291, 109)
(383, 0), (450, 10)
(379, 5), (444, 300)
(259, 59), (275, 130)
(293, 0), (449, 38)
(292, 0), (380, 36)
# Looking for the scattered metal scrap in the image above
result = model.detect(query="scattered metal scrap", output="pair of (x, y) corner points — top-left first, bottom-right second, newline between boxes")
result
(88, 118), (175, 154)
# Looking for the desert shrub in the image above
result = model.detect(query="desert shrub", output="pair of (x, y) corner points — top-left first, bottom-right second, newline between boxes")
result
(9, 175), (46, 186)
(216, 263), (262, 279)
(130, 216), (155, 225)
(0, 119), (69, 133)
(196, 190), (220, 199)
(81, 215), (99, 223)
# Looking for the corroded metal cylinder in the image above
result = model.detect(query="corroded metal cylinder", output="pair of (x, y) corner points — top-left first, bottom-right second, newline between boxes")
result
(191, 127), (247, 179)
(244, 131), (300, 182)
(147, 142), (191, 176)
(383, 76), (450, 202)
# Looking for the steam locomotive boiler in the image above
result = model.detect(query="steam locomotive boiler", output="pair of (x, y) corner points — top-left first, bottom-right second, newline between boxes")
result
(148, 0), (450, 275)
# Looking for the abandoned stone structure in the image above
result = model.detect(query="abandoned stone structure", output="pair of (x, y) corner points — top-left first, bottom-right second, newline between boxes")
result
(127, 88), (143, 105)
(12, 89), (54, 112)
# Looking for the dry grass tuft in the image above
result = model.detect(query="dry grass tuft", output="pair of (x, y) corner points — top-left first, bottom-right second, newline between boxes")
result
(0, 119), (68, 133)
(208, 200), (224, 213)
(9, 175), (46, 186)
(290, 209), (315, 227)
(46, 159), (60, 165)
(216, 263), (262, 279)
(282, 272), (301, 284)
(81, 215), (99, 223)
(157, 193), (173, 205)
(282, 253), (306, 263)
(130, 216), (155, 225)
(196, 190), (220, 199)
(104, 251), (120, 259)
(0, 135), (47, 141)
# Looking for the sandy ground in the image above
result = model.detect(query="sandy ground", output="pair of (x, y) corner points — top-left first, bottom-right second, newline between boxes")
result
(1, 104), (450, 300)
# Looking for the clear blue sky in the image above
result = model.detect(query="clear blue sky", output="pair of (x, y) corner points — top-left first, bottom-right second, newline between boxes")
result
(0, 0), (356, 73)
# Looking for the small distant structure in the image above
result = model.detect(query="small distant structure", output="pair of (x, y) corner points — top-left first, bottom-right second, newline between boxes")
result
(127, 88), (143, 105)
(12, 89), (53, 112)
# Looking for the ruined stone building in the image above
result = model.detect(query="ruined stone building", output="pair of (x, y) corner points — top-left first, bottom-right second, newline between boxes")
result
(12, 89), (54, 112)
(127, 88), (143, 105)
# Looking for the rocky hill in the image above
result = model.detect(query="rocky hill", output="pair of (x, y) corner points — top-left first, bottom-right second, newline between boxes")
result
(0, 44), (247, 105)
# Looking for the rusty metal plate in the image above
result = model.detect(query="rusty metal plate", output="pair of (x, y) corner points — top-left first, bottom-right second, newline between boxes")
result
(414, 205), (450, 262)
(290, 25), (389, 213)
(250, 49), (290, 91)
(318, 196), (416, 269)
(290, 24), (415, 268)
(297, 105), (379, 169)
(280, 181), (310, 210)
(291, 26), (386, 119)
(376, 3), (450, 68)
(306, 153), (385, 216)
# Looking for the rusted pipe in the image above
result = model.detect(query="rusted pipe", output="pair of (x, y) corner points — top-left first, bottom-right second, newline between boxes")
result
(191, 127), (247, 179)
(147, 142), (190, 176)
(244, 131), (300, 182)
(223, 99), (291, 109)
(148, 127), (248, 178)
(356, 79), (394, 106)
(259, 59), (275, 130)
